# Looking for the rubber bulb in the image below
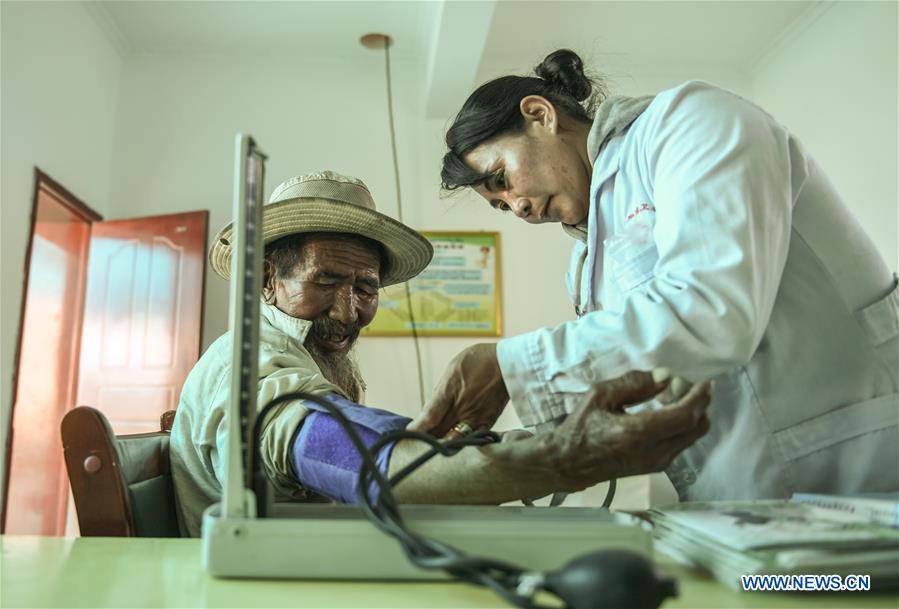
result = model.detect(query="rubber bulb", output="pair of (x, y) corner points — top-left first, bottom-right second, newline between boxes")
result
(542, 549), (678, 609)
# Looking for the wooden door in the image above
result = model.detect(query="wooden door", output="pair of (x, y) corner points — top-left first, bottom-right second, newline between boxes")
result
(76, 211), (208, 434)
(3, 175), (96, 535)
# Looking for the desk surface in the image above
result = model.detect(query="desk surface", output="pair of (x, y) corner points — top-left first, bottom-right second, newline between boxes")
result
(1, 535), (895, 609)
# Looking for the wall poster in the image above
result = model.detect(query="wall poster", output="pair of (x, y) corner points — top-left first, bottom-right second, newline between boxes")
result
(363, 231), (502, 337)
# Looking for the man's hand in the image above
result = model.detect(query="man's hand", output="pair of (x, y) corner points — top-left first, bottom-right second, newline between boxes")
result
(542, 370), (712, 492)
(408, 343), (508, 438)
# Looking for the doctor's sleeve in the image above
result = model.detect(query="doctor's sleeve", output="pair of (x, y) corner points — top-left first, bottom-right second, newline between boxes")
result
(497, 83), (799, 427)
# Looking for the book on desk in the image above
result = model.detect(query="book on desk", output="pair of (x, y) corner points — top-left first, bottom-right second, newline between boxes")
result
(649, 497), (899, 591)
(792, 492), (899, 528)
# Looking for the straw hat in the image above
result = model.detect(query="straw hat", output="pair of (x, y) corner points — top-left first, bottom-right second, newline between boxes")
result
(209, 171), (433, 286)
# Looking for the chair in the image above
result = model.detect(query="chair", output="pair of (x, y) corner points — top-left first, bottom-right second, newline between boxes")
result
(61, 406), (180, 537)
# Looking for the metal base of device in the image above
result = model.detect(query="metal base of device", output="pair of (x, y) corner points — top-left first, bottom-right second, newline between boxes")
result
(202, 504), (653, 580)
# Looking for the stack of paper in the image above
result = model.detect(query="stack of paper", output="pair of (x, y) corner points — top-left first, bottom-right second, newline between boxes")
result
(792, 492), (899, 528)
(649, 500), (899, 590)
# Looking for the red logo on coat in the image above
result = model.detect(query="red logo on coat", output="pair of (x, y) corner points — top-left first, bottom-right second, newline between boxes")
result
(626, 202), (656, 221)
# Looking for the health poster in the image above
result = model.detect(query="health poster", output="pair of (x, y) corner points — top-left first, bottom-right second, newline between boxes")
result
(364, 231), (502, 337)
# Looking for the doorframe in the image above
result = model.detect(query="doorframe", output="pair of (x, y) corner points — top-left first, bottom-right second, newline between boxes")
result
(1, 168), (102, 532)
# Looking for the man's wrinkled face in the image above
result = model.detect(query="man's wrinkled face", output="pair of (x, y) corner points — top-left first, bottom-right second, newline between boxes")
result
(263, 233), (381, 400)
(265, 233), (381, 352)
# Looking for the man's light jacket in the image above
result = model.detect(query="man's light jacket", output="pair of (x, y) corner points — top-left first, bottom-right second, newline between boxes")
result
(171, 303), (343, 537)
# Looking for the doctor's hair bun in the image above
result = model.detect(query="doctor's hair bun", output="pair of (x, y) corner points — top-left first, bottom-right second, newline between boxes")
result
(441, 48), (605, 192)
(535, 49), (592, 102)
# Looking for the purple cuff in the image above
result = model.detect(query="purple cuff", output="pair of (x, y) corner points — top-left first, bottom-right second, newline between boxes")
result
(291, 394), (411, 504)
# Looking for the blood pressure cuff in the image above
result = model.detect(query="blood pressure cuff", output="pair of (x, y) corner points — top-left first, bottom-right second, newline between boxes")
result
(291, 393), (411, 504)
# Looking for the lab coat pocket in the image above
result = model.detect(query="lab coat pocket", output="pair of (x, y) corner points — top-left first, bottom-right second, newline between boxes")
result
(855, 275), (899, 345)
(604, 218), (658, 292)
(854, 275), (899, 388)
(773, 393), (899, 493)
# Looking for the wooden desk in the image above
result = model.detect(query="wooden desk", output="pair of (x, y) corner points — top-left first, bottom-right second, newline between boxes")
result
(2, 536), (895, 608)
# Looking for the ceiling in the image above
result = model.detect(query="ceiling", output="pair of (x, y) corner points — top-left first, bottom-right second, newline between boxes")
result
(89, 0), (820, 116)
(97, 0), (440, 59)
(483, 1), (813, 68)
(95, 0), (814, 64)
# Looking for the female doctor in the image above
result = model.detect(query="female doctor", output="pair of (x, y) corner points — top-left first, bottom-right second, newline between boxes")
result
(411, 50), (899, 501)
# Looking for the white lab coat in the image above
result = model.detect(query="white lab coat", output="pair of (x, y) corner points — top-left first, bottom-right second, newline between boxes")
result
(497, 81), (899, 501)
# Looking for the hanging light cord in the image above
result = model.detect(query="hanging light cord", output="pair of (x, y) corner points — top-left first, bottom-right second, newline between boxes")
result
(383, 38), (426, 407)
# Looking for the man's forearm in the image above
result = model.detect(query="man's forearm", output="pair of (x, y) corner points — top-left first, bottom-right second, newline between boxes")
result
(292, 396), (578, 505)
(294, 372), (711, 506)
(387, 434), (579, 504)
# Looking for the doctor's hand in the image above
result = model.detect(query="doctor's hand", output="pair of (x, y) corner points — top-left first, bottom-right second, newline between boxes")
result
(544, 370), (713, 492)
(408, 343), (509, 439)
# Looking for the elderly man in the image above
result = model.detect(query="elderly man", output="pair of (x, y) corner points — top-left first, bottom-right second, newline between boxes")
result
(171, 171), (712, 537)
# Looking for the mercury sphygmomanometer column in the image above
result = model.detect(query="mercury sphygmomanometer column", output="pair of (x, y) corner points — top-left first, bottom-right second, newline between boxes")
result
(221, 134), (266, 521)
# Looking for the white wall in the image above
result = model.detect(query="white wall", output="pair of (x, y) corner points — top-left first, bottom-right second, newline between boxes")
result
(104, 49), (753, 422)
(104, 50), (573, 418)
(105, 49), (681, 509)
(0, 1), (123, 502)
(39, 37), (762, 510)
(3, 1), (894, 515)
(751, 1), (898, 269)
(107, 52), (404, 351)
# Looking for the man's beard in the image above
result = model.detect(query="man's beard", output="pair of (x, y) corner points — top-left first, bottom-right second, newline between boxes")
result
(305, 316), (366, 403)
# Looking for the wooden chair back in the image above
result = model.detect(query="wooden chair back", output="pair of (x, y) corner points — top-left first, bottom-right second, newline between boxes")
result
(61, 406), (180, 537)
